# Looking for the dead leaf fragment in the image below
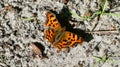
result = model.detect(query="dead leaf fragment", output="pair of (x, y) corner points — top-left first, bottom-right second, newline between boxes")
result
(31, 42), (47, 58)
(63, 0), (69, 4)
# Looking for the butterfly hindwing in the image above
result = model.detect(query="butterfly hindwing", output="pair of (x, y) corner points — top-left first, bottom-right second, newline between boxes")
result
(45, 29), (54, 43)
(53, 31), (83, 52)
(65, 31), (83, 47)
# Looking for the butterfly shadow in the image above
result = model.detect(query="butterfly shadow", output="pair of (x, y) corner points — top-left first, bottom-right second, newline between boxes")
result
(48, 6), (93, 42)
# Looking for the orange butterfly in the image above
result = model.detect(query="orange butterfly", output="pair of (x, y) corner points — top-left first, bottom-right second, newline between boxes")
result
(44, 11), (84, 52)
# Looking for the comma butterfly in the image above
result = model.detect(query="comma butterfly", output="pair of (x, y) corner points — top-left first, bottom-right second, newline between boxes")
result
(44, 11), (84, 52)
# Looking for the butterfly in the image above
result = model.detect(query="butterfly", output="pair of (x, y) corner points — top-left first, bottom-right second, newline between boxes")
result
(44, 11), (84, 52)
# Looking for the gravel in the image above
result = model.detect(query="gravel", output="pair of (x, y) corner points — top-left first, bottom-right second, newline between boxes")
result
(0, 0), (120, 67)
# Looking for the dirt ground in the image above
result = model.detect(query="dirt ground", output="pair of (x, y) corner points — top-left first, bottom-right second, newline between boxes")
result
(0, 0), (120, 67)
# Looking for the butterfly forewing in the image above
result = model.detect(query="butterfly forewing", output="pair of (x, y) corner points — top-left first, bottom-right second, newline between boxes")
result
(45, 12), (61, 30)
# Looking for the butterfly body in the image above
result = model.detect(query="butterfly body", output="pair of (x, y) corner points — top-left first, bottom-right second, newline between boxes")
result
(45, 11), (84, 52)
